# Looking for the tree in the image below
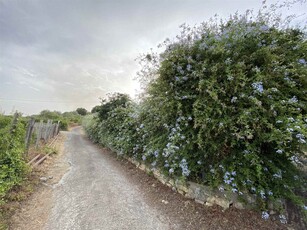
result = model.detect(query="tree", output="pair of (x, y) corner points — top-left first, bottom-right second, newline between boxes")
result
(98, 93), (130, 121)
(91, 105), (101, 114)
(76, 108), (87, 116)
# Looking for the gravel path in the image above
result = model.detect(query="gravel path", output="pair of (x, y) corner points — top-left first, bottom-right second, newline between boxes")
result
(45, 127), (170, 230)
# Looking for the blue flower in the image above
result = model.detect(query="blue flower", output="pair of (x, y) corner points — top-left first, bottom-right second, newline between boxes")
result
(251, 82), (264, 93)
(227, 75), (234, 81)
(262, 211), (270, 220)
(231, 96), (237, 103)
(179, 158), (190, 176)
(243, 150), (250, 154)
(298, 58), (306, 65)
(260, 25), (269, 31)
(268, 191), (273, 196)
(151, 161), (157, 167)
(296, 134), (306, 144)
(288, 96), (298, 103)
(219, 186), (225, 192)
(186, 64), (192, 71)
(288, 117), (295, 122)
(279, 214), (287, 224)
(276, 149), (283, 154)
(273, 171), (282, 179)
(260, 190), (266, 199)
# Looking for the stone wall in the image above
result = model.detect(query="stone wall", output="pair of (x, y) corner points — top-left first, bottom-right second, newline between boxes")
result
(126, 157), (256, 211)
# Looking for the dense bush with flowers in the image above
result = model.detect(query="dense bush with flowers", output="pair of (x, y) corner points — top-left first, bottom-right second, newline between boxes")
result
(84, 2), (307, 220)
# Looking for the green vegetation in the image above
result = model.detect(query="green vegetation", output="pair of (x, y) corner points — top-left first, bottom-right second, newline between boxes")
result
(31, 110), (82, 130)
(76, 107), (88, 116)
(83, 2), (307, 221)
(0, 114), (28, 203)
(0, 109), (81, 203)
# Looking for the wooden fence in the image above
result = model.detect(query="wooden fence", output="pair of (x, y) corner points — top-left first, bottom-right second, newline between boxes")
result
(25, 118), (60, 153)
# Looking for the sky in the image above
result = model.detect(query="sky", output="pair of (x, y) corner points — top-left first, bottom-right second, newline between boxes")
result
(0, 0), (306, 115)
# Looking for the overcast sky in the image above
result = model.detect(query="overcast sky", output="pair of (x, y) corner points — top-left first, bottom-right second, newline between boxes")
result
(0, 0), (306, 115)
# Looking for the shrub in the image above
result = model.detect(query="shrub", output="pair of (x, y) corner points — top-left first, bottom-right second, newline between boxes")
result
(84, 1), (307, 218)
(0, 115), (28, 202)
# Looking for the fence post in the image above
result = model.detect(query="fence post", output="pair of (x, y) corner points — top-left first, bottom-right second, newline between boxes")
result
(55, 121), (60, 135)
(35, 120), (43, 148)
(25, 117), (35, 155)
(9, 112), (19, 134)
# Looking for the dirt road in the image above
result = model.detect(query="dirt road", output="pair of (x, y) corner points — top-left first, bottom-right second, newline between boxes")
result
(45, 127), (170, 230)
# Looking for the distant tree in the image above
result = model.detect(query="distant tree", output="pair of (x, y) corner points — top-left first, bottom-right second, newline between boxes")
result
(91, 105), (101, 113)
(76, 108), (87, 116)
(39, 110), (62, 120)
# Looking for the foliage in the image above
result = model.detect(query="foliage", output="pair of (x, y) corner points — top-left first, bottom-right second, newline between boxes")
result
(91, 105), (101, 114)
(84, 1), (307, 219)
(62, 111), (82, 124)
(83, 93), (137, 154)
(31, 110), (82, 130)
(76, 107), (88, 116)
(97, 93), (131, 121)
(0, 115), (28, 202)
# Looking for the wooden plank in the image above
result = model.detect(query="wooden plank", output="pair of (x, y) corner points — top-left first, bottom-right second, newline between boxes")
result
(27, 154), (41, 165)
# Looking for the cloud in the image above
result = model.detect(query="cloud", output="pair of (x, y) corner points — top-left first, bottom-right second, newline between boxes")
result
(0, 0), (305, 115)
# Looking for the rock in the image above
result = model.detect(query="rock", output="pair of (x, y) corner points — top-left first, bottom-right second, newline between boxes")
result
(206, 196), (231, 210)
(195, 199), (205, 205)
(205, 201), (214, 207)
(138, 164), (146, 171)
(176, 184), (189, 194)
(233, 202), (245, 210)
(167, 179), (175, 187)
(48, 176), (53, 179)
(161, 200), (169, 204)
(40, 177), (48, 182)
(186, 181), (212, 203)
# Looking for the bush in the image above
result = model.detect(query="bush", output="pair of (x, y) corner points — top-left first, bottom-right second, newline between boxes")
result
(0, 115), (28, 202)
(84, 2), (307, 218)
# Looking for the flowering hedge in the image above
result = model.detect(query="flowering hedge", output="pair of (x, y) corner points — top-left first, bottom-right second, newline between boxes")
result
(84, 5), (307, 219)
